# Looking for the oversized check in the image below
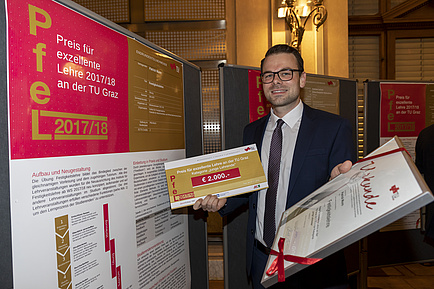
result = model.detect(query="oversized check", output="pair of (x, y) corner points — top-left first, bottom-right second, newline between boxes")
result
(261, 136), (434, 287)
(165, 144), (268, 209)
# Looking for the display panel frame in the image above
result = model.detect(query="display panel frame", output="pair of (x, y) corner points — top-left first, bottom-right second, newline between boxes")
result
(1, 0), (206, 288)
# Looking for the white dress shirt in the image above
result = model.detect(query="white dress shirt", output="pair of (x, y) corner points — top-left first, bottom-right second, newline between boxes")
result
(255, 101), (303, 246)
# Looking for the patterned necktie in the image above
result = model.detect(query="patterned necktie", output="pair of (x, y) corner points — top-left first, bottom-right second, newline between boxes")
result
(263, 119), (284, 248)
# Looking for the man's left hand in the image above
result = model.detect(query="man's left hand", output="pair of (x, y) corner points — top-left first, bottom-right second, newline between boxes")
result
(330, 160), (352, 180)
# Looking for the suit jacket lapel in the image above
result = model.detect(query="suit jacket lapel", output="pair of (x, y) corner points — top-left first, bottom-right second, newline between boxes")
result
(254, 114), (270, 157)
(286, 105), (316, 208)
(249, 114), (269, 206)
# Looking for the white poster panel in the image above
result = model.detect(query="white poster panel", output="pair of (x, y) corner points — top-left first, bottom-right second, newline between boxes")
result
(6, 0), (191, 288)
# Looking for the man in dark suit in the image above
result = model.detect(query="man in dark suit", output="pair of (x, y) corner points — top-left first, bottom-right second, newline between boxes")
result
(194, 44), (356, 288)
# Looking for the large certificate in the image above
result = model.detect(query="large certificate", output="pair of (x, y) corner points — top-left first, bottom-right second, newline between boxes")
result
(261, 136), (434, 287)
(165, 144), (268, 209)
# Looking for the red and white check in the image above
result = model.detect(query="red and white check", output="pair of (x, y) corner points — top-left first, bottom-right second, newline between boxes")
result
(165, 144), (268, 209)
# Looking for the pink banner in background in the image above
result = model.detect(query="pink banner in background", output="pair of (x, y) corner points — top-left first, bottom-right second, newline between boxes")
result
(7, 0), (130, 159)
(380, 83), (426, 138)
(248, 70), (271, 122)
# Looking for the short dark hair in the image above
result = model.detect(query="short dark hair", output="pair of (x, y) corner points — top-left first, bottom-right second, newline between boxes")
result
(260, 44), (304, 73)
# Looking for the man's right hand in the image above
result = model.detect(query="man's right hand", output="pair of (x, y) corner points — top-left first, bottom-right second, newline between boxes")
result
(193, 194), (227, 212)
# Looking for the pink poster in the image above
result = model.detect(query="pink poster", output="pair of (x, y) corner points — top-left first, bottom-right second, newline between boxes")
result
(248, 69), (271, 122)
(7, 0), (130, 159)
(380, 83), (426, 138)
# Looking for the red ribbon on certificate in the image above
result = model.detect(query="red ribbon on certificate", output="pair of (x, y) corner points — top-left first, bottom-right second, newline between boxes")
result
(356, 147), (410, 164)
(265, 238), (322, 282)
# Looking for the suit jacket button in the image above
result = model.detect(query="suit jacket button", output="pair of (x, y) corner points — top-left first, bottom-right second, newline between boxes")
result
(252, 203), (256, 209)
(251, 229), (254, 234)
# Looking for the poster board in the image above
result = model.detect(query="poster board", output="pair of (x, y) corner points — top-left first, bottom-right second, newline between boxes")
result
(1, 0), (206, 288)
(219, 64), (358, 288)
(221, 65), (358, 149)
(364, 80), (434, 267)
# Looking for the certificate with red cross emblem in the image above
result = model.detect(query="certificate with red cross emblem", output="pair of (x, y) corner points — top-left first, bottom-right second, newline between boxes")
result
(262, 136), (434, 287)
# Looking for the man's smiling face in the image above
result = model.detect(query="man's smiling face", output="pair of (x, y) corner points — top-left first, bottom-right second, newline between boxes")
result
(262, 53), (306, 117)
